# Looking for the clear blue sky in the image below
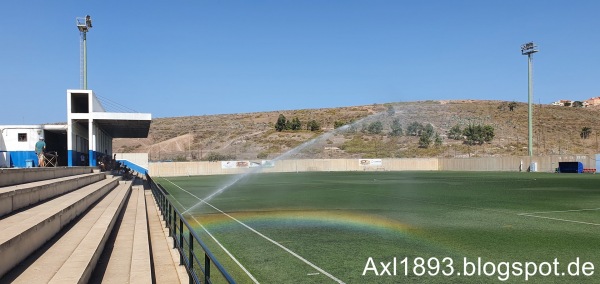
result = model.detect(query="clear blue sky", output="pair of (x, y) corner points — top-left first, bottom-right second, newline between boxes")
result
(2, 1), (599, 124)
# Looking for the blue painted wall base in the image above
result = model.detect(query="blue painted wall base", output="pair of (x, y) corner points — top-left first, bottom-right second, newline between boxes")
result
(9, 151), (39, 168)
(117, 159), (147, 174)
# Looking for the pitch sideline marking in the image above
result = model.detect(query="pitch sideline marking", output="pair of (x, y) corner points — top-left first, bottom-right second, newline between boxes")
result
(518, 214), (600, 226)
(162, 177), (346, 284)
(519, 208), (600, 215)
(157, 178), (260, 284)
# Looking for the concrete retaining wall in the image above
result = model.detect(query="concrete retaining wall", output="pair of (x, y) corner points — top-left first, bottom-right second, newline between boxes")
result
(148, 155), (597, 177)
(439, 155), (596, 172)
(148, 158), (439, 177)
(114, 153), (149, 171)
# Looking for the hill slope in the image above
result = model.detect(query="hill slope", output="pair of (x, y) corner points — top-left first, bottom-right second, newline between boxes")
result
(113, 100), (600, 161)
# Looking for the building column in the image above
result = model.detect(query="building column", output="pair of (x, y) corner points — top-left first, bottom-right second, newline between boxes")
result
(88, 119), (96, 167)
(67, 119), (73, 167)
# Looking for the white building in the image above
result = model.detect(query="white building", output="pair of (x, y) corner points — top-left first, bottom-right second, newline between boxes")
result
(0, 89), (151, 168)
(0, 125), (67, 167)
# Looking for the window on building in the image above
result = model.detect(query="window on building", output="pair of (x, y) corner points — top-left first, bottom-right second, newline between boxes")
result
(18, 133), (27, 142)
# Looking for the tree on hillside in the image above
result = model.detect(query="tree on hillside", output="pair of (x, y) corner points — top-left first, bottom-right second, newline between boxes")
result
(483, 124), (496, 143)
(367, 121), (383, 134)
(434, 132), (443, 147)
(581, 127), (592, 139)
(418, 124), (437, 148)
(386, 105), (395, 116)
(463, 125), (481, 145)
(307, 120), (321, 131)
(483, 125), (495, 143)
(389, 119), (403, 136)
(573, 101), (584, 108)
(290, 117), (302, 130)
(424, 123), (434, 137)
(508, 101), (518, 111)
(418, 132), (432, 148)
(407, 122), (424, 136)
(448, 124), (462, 140)
(334, 120), (346, 129)
(463, 124), (495, 145)
(275, 114), (287, 132)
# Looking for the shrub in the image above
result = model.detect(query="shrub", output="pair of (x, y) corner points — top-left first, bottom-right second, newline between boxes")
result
(367, 121), (383, 134)
(448, 124), (462, 140)
(419, 133), (432, 148)
(580, 127), (592, 139)
(407, 122), (424, 136)
(307, 120), (321, 131)
(257, 152), (269, 159)
(463, 124), (495, 145)
(290, 117), (302, 130)
(204, 152), (236, 162)
(334, 120), (346, 129)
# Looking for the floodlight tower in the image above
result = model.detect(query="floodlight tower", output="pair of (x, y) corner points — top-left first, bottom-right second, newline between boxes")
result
(76, 15), (92, 89)
(521, 42), (538, 157)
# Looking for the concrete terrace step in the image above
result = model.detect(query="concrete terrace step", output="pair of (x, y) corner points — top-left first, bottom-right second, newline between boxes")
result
(0, 167), (94, 187)
(146, 191), (186, 284)
(0, 172), (107, 217)
(47, 182), (131, 284)
(92, 185), (151, 284)
(0, 176), (120, 278)
(130, 186), (152, 283)
(7, 181), (131, 283)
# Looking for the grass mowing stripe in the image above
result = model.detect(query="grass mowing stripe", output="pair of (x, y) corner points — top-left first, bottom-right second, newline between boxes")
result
(328, 187), (511, 214)
(157, 177), (260, 283)
(162, 177), (346, 284)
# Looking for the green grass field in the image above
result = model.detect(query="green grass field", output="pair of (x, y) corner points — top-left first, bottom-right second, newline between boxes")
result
(155, 171), (600, 283)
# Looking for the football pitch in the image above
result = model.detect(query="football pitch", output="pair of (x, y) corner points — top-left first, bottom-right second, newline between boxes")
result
(155, 171), (600, 283)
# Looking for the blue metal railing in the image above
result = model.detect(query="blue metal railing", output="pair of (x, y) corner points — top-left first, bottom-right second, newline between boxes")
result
(146, 173), (235, 284)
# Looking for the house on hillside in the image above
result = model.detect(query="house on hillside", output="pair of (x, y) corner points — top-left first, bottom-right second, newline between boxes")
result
(552, 100), (573, 106)
(585, 96), (600, 107)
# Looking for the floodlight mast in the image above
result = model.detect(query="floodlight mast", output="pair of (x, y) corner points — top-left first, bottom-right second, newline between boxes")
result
(521, 42), (538, 157)
(76, 15), (92, 89)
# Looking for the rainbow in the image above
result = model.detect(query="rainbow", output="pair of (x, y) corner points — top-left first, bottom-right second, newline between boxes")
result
(186, 209), (451, 250)
(191, 210), (410, 231)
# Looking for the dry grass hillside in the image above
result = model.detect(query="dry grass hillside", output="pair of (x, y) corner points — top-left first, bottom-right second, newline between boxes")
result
(113, 100), (600, 161)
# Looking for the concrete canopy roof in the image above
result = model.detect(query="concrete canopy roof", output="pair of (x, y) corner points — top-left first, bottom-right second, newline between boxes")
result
(92, 112), (152, 138)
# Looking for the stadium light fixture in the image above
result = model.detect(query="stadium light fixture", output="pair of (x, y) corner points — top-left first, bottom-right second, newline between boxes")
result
(521, 42), (538, 157)
(76, 15), (93, 89)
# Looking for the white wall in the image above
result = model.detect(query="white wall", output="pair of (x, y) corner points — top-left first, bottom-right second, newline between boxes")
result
(148, 155), (599, 177)
(69, 123), (88, 153)
(148, 158), (439, 177)
(115, 153), (149, 169)
(91, 93), (105, 112)
(0, 127), (43, 151)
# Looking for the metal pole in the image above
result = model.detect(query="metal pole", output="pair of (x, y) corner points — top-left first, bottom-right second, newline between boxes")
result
(527, 53), (533, 157)
(205, 254), (211, 283)
(179, 219), (184, 265)
(188, 231), (194, 284)
(83, 32), (88, 90)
